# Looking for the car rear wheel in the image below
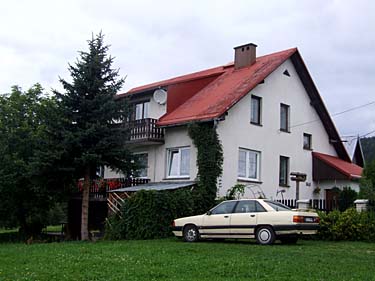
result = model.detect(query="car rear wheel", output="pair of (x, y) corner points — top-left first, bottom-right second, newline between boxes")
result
(256, 226), (275, 245)
(183, 225), (199, 242)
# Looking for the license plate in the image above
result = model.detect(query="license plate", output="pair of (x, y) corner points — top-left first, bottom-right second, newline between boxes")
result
(304, 217), (314, 223)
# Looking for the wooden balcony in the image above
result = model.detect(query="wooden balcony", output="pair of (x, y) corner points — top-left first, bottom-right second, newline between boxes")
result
(75, 177), (151, 200)
(127, 118), (164, 144)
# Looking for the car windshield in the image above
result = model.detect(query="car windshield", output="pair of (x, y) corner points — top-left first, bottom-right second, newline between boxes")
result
(264, 200), (291, 211)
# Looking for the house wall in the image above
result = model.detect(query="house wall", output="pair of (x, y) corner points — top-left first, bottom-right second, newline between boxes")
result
(148, 94), (167, 119)
(104, 126), (198, 183)
(314, 180), (360, 198)
(106, 58), (358, 202)
(216, 58), (346, 200)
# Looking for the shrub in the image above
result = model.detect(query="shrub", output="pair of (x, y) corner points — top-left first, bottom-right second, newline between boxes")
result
(318, 208), (375, 241)
(338, 187), (357, 211)
(105, 189), (194, 240)
(225, 184), (245, 200)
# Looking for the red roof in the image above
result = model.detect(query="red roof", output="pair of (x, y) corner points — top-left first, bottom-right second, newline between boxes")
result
(118, 65), (226, 97)
(117, 48), (297, 126)
(312, 152), (363, 179)
(157, 48), (297, 126)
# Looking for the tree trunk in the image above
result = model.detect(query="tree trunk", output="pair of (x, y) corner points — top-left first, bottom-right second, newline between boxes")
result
(81, 166), (91, 240)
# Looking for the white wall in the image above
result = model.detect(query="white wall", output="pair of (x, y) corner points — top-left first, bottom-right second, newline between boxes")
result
(105, 126), (198, 183)
(148, 94), (166, 119)
(315, 180), (360, 198)
(216, 58), (346, 200)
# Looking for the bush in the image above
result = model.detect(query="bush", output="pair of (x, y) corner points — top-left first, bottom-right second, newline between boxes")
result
(105, 189), (194, 240)
(318, 208), (375, 241)
(338, 187), (357, 211)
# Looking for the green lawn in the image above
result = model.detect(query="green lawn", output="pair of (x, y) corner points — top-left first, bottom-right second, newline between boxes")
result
(0, 239), (374, 281)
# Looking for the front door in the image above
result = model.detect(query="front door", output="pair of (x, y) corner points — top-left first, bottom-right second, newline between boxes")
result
(201, 201), (237, 237)
(230, 200), (260, 237)
(326, 189), (340, 211)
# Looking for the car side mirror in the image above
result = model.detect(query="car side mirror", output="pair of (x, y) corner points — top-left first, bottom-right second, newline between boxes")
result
(206, 211), (212, 215)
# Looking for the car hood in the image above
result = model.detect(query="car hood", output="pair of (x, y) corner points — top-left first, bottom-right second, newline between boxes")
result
(174, 214), (205, 226)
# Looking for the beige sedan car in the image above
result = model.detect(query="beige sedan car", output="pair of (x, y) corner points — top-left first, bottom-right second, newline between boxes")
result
(172, 199), (319, 245)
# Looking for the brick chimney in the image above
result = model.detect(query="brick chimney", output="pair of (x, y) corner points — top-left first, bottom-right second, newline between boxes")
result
(234, 43), (257, 69)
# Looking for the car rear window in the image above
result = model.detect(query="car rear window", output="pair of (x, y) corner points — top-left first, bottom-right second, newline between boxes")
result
(265, 200), (291, 211)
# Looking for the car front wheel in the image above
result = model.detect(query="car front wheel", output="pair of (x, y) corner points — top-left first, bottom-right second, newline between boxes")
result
(256, 226), (275, 245)
(183, 225), (199, 242)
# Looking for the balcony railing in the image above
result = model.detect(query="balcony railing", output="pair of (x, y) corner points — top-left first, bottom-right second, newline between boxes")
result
(127, 118), (164, 143)
(77, 178), (151, 199)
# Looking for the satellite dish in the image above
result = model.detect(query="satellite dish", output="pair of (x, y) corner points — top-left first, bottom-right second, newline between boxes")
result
(153, 89), (167, 105)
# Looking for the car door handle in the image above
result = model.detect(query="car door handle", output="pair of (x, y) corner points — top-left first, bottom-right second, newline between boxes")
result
(224, 215), (229, 218)
(250, 215), (256, 217)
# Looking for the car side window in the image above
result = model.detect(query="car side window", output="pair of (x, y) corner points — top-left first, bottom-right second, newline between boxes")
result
(234, 201), (267, 213)
(211, 201), (237, 215)
(255, 202), (266, 212)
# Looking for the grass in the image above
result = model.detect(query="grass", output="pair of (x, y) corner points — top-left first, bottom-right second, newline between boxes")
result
(0, 239), (374, 281)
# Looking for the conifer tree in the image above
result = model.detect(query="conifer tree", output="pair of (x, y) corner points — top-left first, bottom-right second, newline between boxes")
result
(56, 33), (134, 240)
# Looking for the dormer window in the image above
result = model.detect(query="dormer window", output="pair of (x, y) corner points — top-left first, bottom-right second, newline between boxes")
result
(135, 101), (150, 120)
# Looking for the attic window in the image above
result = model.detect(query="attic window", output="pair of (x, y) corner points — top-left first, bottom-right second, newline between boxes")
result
(283, 70), (290, 77)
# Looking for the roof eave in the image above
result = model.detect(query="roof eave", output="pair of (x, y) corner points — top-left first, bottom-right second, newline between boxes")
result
(291, 51), (351, 162)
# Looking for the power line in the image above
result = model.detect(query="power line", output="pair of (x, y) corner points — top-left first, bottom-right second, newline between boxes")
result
(290, 100), (375, 129)
(360, 129), (375, 138)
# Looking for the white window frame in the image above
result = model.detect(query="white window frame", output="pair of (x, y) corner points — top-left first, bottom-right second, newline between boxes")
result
(166, 147), (190, 178)
(238, 148), (261, 181)
(135, 101), (150, 120)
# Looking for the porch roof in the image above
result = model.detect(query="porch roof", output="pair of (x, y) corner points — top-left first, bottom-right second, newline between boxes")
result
(312, 152), (363, 181)
(108, 181), (196, 193)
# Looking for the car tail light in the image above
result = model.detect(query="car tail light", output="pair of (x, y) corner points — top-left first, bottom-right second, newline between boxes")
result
(293, 215), (320, 223)
(293, 215), (305, 223)
(171, 220), (175, 227)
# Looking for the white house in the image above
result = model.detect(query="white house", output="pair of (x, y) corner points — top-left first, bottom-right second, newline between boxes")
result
(105, 43), (363, 203)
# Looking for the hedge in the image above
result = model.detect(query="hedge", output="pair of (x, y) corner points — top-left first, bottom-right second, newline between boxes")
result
(105, 189), (194, 240)
(318, 208), (375, 242)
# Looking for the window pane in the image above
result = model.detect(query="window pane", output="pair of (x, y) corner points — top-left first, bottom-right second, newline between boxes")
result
(180, 148), (190, 176)
(265, 200), (291, 211)
(135, 103), (143, 120)
(234, 200), (257, 213)
(248, 151), (258, 179)
(279, 156), (289, 186)
(168, 150), (179, 176)
(251, 97), (260, 124)
(255, 202), (266, 212)
(211, 201), (237, 215)
(303, 134), (311, 149)
(280, 104), (289, 131)
(238, 150), (246, 177)
(137, 153), (148, 177)
(143, 102), (150, 119)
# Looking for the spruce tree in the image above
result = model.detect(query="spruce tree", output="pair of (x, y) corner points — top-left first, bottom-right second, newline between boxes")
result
(55, 33), (134, 240)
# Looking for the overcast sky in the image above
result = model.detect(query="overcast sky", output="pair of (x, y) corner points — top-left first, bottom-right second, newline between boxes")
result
(1, 0), (374, 139)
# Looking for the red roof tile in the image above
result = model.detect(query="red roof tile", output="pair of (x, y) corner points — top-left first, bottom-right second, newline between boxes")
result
(157, 48), (297, 126)
(312, 152), (363, 179)
(117, 65), (226, 97)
